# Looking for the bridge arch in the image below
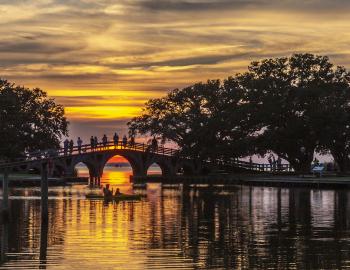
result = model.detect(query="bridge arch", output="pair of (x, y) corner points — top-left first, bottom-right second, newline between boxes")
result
(74, 162), (90, 177)
(144, 158), (176, 177)
(146, 162), (164, 176)
(99, 150), (146, 177)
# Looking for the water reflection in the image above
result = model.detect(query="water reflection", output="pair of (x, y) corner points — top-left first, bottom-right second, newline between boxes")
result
(1, 170), (350, 269)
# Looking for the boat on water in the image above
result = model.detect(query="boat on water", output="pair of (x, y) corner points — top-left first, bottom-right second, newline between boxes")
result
(86, 193), (142, 201)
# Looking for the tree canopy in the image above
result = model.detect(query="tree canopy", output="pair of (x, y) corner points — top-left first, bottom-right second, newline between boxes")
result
(128, 53), (350, 173)
(236, 54), (350, 172)
(0, 79), (69, 160)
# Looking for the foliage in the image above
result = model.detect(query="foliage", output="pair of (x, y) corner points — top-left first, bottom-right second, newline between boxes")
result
(0, 79), (69, 160)
(129, 54), (350, 172)
(128, 80), (251, 161)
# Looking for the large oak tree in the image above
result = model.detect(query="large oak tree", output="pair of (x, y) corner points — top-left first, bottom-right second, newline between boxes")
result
(0, 80), (68, 160)
(128, 80), (251, 161)
(129, 53), (350, 173)
(237, 54), (350, 172)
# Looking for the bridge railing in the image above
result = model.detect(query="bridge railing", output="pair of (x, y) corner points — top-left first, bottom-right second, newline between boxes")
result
(0, 139), (293, 173)
(215, 158), (292, 172)
(0, 140), (180, 168)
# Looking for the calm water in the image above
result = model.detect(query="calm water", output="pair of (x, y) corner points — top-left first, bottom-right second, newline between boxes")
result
(1, 166), (350, 269)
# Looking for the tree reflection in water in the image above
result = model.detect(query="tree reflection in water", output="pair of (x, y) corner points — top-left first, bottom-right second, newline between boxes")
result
(0, 184), (350, 269)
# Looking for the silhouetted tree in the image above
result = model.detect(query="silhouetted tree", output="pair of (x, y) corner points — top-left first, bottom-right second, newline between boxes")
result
(315, 66), (350, 172)
(0, 79), (69, 160)
(237, 54), (350, 172)
(129, 53), (350, 173)
(128, 80), (250, 161)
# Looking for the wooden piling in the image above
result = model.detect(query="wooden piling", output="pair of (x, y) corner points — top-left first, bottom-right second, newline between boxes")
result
(1, 170), (9, 221)
(0, 222), (8, 263)
(39, 215), (48, 267)
(41, 163), (49, 223)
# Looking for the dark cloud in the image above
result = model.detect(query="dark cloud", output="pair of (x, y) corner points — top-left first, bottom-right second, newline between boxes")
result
(2, 0), (350, 140)
(53, 96), (147, 107)
(0, 40), (84, 54)
(134, 0), (263, 11)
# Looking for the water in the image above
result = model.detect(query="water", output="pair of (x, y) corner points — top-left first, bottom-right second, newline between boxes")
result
(1, 167), (350, 269)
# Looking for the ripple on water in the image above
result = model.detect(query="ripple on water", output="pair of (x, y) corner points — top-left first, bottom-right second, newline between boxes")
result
(2, 174), (350, 269)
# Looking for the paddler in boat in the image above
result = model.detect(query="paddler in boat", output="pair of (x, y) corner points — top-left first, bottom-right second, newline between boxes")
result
(103, 184), (113, 197)
(115, 188), (122, 196)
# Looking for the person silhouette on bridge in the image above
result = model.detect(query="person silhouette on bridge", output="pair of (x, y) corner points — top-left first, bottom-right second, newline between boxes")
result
(113, 132), (119, 148)
(94, 136), (98, 150)
(63, 139), (69, 155)
(129, 136), (135, 148)
(277, 156), (282, 171)
(151, 137), (158, 152)
(122, 135), (127, 148)
(69, 139), (74, 154)
(102, 134), (108, 149)
(90, 136), (95, 151)
(77, 137), (83, 153)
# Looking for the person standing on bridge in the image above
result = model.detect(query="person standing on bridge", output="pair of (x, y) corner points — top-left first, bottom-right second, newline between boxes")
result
(113, 132), (119, 148)
(129, 136), (135, 148)
(77, 137), (83, 153)
(102, 134), (108, 149)
(63, 139), (69, 155)
(69, 139), (74, 154)
(151, 137), (158, 152)
(122, 135), (127, 148)
(277, 156), (282, 171)
(94, 136), (98, 150)
(90, 136), (95, 151)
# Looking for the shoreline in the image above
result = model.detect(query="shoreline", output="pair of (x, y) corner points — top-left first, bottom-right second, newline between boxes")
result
(0, 174), (88, 187)
(132, 173), (350, 189)
(2, 173), (350, 189)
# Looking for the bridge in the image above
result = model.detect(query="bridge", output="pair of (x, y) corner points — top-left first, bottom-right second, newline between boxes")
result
(0, 140), (292, 182)
(0, 140), (191, 221)
(0, 138), (291, 221)
(0, 140), (203, 185)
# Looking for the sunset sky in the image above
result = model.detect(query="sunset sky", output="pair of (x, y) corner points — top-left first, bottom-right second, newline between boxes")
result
(2, 0), (350, 142)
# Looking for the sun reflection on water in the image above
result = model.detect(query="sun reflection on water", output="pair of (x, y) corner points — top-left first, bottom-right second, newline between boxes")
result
(2, 185), (350, 269)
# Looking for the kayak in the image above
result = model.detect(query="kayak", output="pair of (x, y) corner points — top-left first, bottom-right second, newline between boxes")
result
(86, 193), (142, 201)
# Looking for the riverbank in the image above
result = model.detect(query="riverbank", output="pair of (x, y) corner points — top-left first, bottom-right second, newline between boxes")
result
(0, 173), (88, 187)
(132, 173), (350, 189)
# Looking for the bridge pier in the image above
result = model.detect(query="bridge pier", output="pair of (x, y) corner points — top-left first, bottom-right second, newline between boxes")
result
(41, 163), (49, 223)
(1, 169), (9, 221)
(88, 165), (102, 187)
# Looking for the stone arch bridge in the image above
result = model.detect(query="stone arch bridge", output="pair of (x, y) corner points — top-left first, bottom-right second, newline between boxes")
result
(0, 141), (203, 185)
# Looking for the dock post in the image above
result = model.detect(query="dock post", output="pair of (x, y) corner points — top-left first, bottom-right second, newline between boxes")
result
(39, 215), (48, 268)
(0, 222), (8, 263)
(41, 163), (49, 223)
(1, 169), (9, 221)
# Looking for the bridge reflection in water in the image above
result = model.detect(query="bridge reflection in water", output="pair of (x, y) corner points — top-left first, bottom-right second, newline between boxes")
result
(1, 173), (350, 269)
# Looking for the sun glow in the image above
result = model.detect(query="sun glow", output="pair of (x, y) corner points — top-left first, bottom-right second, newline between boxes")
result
(3, 0), (350, 138)
(65, 106), (141, 119)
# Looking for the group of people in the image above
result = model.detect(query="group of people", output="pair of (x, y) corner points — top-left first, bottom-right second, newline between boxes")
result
(62, 133), (138, 155)
(102, 184), (121, 197)
(63, 138), (74, 155)
(63, 137), (83, 155)
(267, 154), (282, 171)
